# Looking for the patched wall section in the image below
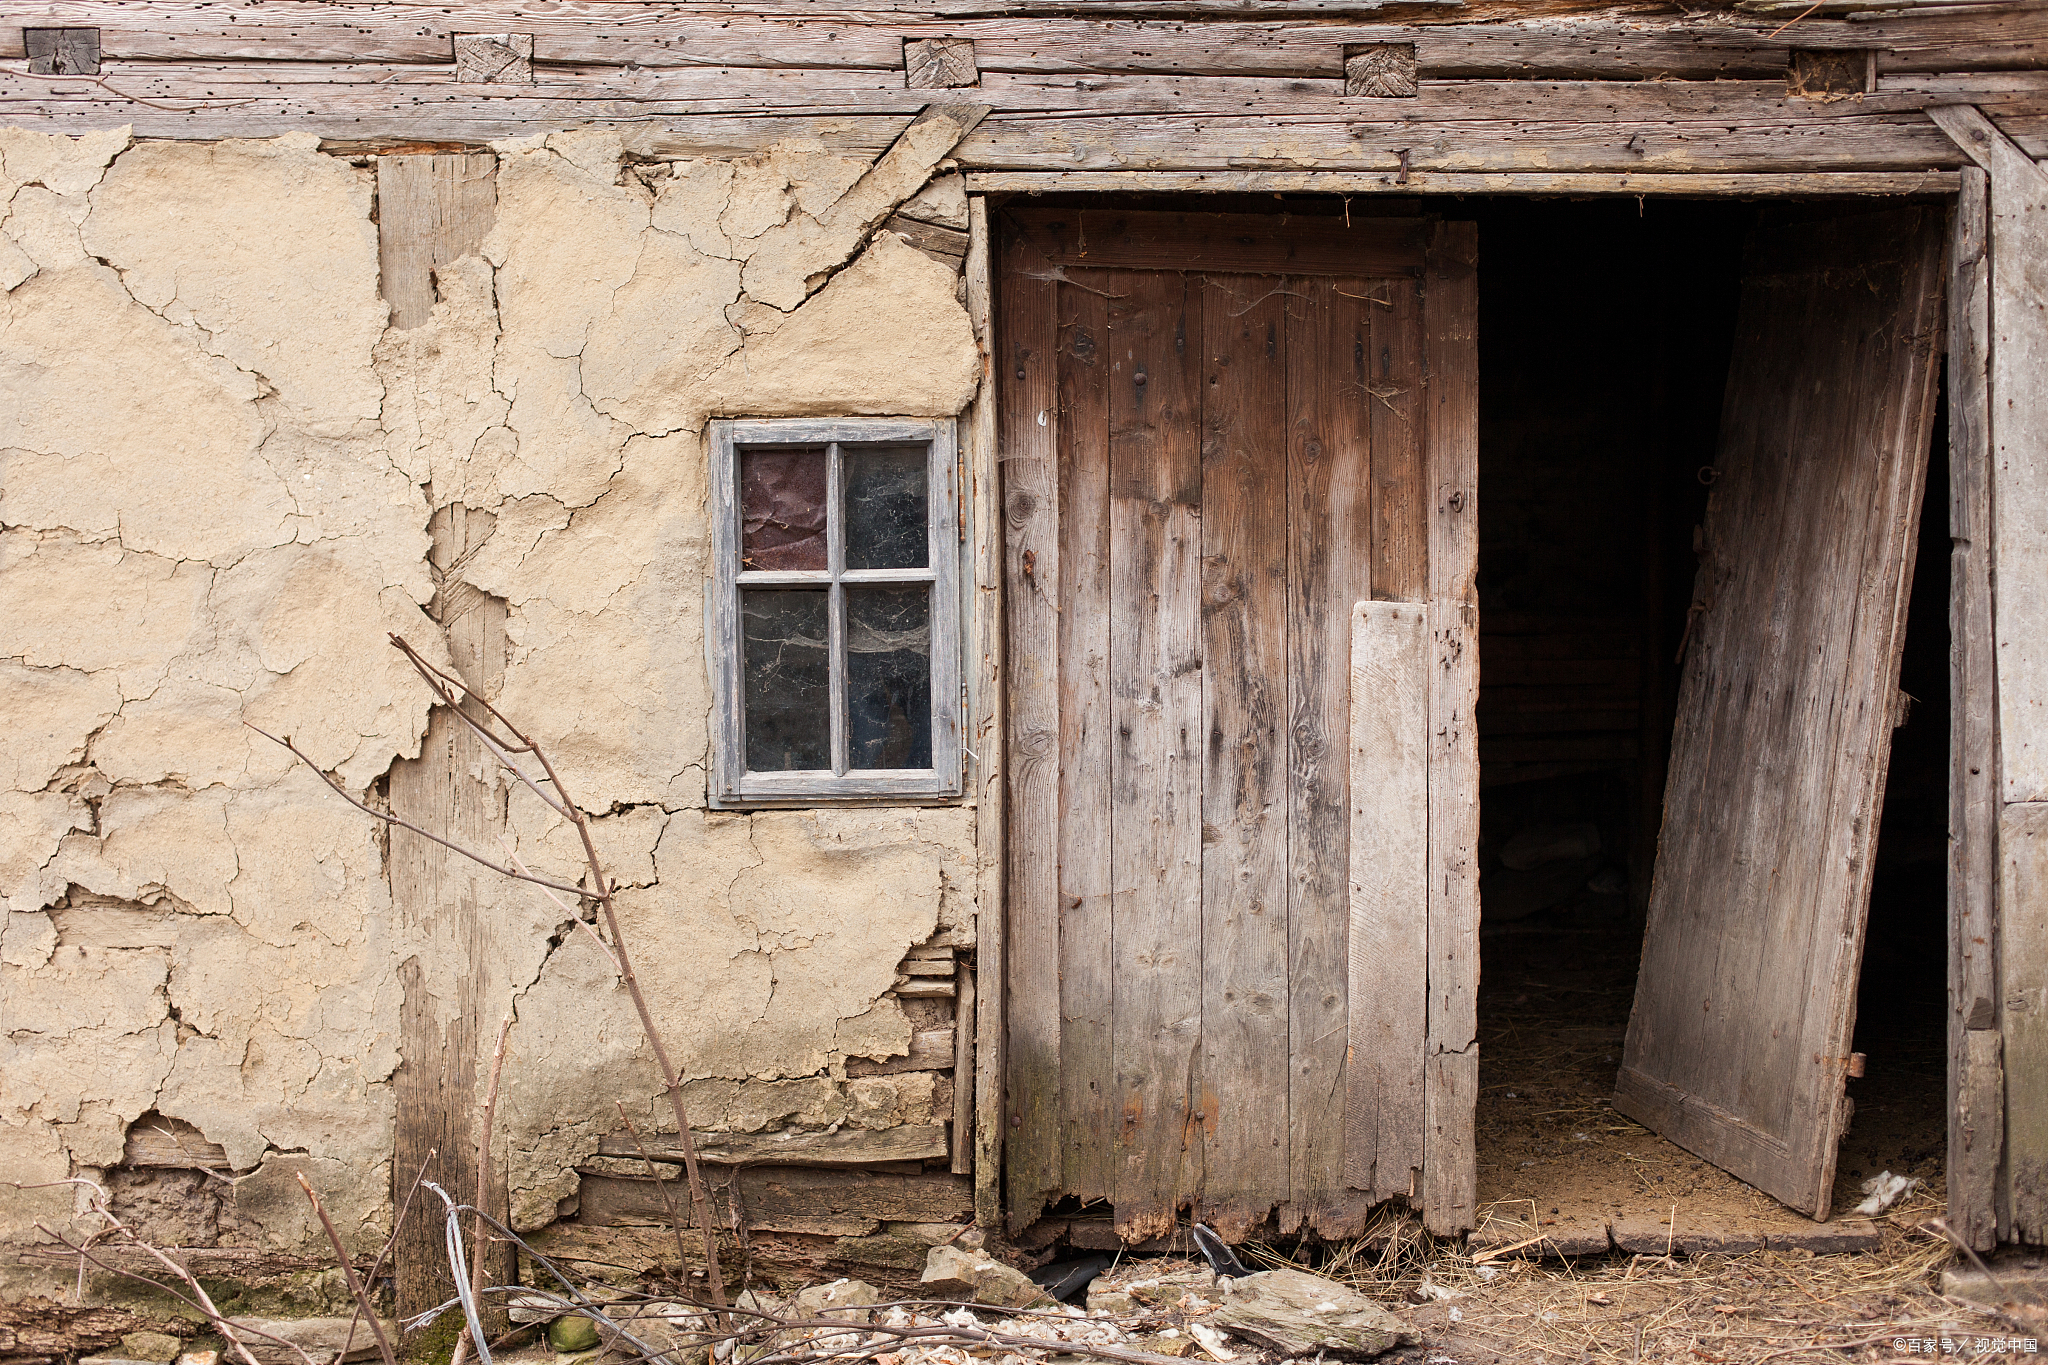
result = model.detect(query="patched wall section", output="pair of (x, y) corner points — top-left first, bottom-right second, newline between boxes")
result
(0, 121), (985, 1288)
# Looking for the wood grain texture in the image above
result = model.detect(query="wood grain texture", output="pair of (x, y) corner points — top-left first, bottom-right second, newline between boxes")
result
(969, 170), (1963, 195)
(1057, 269), (1115, 1205)
(1285, 278), (1379, 1238)
(1199, 272), (1293, 1240)
(376, 152), (496, 330)
(599, 1124), (950, 1167)
(388, 503), (510, 1323)
(1929, 108), (2048, 805)
(1420, 220), (1480, 1237)
(998, 225), (1062, 1235)
(1009, 207), (1419, 277)
(1369, 271), (1429, 602)
(1998, 802), (2048, 1242)
(578, 1166), (974, 1233)
(1107, 268), (1206, 1244)
(1615, 206), (1946, 1219)
(966, 193), (1005, 1227)
(953, 962), (976, 1174)
(1343, 601), (1429, 1204)
(1945, 163), (2004, 1252)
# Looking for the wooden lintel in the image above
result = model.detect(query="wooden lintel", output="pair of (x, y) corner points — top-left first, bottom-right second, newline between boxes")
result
(968, 169), (1962, 195)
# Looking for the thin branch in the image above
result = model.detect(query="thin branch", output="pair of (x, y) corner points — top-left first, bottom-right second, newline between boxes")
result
(502, 837), (622, 974)
(295, 1174), (398, 1365)
(452, 1010), (518, 1365)
(245, 723), (592, 899)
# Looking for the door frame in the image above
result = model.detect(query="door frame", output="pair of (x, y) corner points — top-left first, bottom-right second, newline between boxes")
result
(965, 171), (2011, 1243)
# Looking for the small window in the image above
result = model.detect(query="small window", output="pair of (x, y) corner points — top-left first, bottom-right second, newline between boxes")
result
(708, 418), (962, 803)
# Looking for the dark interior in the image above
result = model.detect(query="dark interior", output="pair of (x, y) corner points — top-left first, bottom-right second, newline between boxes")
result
(1471, 197), (1952, 1230)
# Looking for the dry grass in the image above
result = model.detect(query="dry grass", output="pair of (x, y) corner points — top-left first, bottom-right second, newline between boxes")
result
(1240, 1192), (2041, 1364)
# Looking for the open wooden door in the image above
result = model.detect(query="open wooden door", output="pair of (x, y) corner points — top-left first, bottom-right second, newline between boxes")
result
(999, 209), (1480, 1241)
(1615, 206), (1947, 1218)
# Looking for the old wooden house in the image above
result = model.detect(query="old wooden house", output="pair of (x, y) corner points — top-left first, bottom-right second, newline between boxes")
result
(0, 0), (2042, 1326)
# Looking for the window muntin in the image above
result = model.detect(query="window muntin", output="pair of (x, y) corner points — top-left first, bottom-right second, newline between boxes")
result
(709, 419), (961, 802)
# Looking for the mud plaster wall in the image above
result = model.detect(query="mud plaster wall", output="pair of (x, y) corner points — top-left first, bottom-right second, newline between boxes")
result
(0, 123), (984, 1285)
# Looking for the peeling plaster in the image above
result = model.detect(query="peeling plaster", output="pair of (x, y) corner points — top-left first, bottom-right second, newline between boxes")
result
(0, 118), (983, 1278)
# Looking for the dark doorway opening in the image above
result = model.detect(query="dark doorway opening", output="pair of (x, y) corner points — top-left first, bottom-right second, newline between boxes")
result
(1471, 198), (1952, 1244)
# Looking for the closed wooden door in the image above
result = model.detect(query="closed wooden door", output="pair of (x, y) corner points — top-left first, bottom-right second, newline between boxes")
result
(1000, 209), (1480, 1241)
(1615, 207), (1947, 1218)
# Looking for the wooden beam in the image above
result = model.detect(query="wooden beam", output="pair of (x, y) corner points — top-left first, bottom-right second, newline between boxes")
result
(577, 1165), (974, 1233)
(598, 1124), (950, 1168)
(24, 26), (97, 74)
(968, 169), (1961, 194)
(1005, 207), (1427, 276)
(1946, 162), (2003, 1252)
(376, 152), (496, 330)
(1999, 803), (2048, 1243)
(965, 192), (1006, 1230)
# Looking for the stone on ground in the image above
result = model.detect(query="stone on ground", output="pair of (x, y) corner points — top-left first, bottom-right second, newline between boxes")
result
(1209, 1269), (1415, 1359)
(792, 1278), (883, 1320)
(120, 1335), (184, 1364)
(921, 1243), (1053, 1309)
(224, 1317), (396, 1364)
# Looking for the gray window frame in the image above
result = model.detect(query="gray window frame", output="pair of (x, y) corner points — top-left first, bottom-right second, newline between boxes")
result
(708, 417), (962, 805)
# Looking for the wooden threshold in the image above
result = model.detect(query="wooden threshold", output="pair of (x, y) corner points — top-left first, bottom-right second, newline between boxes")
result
(969, 170), (1963, 196)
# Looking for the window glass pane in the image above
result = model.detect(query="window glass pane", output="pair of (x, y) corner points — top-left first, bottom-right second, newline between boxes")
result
(743, 589), (830, 771)
(741, 447), (827, 571)
(843, 445), (929, 570)
(846, 586), (932, 770)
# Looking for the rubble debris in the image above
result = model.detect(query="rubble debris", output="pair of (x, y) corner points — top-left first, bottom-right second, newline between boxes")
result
(223, 1316), (395, 1365)
(1207, 1270), (1415, 1359)
(921, 1243), (1054, 1309)
(790, 1277), (883, 1319)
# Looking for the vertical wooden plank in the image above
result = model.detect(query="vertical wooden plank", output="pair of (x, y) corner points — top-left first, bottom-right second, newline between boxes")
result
(377, 153), (497, 331)
(953, 962), (977, 1175)
(966, 195), (1004, 1217)
(1343, 601), (1430, 1205)
(1057, 272), (1115, 1204)
(999, 228), (1063, 1233)
(1999, 802), (2048, 1242)
(1199, 273), (1292, 1240)
(1369, 272), (1430, 605)
(1285, 277), (1378, 1237)
(1421, 221), (1481, 1237)
(1946, 164), (2005, 1251)
(379, 153), (506, 1324)
(1109, 270), (1205, 1244)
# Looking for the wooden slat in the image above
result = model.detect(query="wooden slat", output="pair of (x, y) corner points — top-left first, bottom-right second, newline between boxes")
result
(1945, 162), (2003, 1252)
(1930, 108), (2048, 804)
(1008, 208), (1427, 276)
(1284, 277), (1377, 1238)
(1421, 219), (1480, 1238)
(967, 192), (1005, 1228)
(1998, 802), (2048, 1243)
(1056, 268), (1115, 1205)
(998, 224), (1062, 1235)
(376, 152), (495, 330)
(1615, 206), (1946, 1219)
(843, 1027), (957, 1075)
(1368, 266), (1428, 603)
(600, 1124), (950, 1167)
(1342, 600), (1429, 1205)
(952, 963), (975, 1175)
(1107, 268), (1205, 1246)
(1198, 272), (1292, 1241)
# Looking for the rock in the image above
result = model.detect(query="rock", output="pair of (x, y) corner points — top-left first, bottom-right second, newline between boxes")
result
(1208, 1270), (1414, 1359)
(603, 1300), (712, 1363)
(1123, 1265), (1219, 1309)
(224, 1317), (397, 1364)
(507, 1288), (565, 1324)
(921, 1244), (1054, 1310)
(1085, 1288), (1138, 1316)
(177, 1353), (222, 1365)
(550, 1313), (604, 1352)
(791, 1278), (883, 1321)
(736, 1288), (787, 1318)
(120, 1334), (184, 1364)
(81, 1358), (159, 1365)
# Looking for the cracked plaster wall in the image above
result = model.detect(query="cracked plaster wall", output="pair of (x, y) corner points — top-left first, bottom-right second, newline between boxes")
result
(0, 122), (984, 1282)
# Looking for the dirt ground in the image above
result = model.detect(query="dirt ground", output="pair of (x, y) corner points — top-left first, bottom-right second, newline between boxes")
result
(1471, 913), (1950, 1257)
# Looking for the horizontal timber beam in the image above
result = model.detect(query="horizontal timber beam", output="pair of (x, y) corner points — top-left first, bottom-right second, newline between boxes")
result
(967, 168), (1964, 193)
